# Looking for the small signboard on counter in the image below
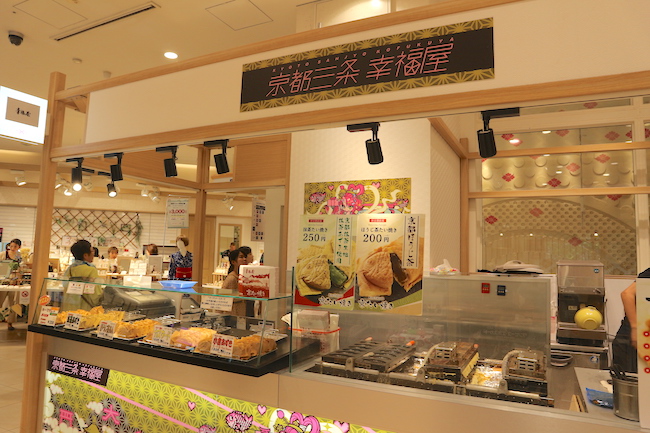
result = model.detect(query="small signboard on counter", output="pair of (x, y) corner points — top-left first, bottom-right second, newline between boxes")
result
(355, 214), (424, 315)
(38, 306), (58, 326)
(200, 295), (233, 311)
(238, 266), (278, 298)
(294, 215), (356, 310)
(210, 333), (235, 358)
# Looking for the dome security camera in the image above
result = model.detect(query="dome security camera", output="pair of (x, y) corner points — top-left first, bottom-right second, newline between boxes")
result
(8, 31), (24, 46)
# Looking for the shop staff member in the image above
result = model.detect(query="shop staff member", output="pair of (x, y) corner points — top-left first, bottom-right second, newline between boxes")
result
(169, 236), (193, 280)
(61, 240), (101, 311)
(0, 239), (22, 330)
(612, 269), (648, 373)
(107, 246), (119, 273)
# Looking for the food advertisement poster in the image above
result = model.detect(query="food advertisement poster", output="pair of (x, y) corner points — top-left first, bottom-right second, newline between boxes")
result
(304, 178), (410, 215)
(355, 214), (424, 315)
(43, 359), (395, 433)
(637, 279), (650, 428)
(295, 215), (356, 310)
(166, 198), (190, 229)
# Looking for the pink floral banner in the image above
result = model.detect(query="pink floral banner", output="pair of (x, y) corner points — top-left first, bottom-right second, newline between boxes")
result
(303, 178), (411, 215)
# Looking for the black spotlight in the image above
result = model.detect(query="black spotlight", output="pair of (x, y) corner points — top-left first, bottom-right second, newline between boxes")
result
(477, 129), (497, 158)
(347, 122), (382, 165)
(366, 139), (383, 164)
(205, 139), (230, 174)
(98, 171), (117, 197)
(477, 107), (520, 159)
(156, 146), (178, 177)
(105, 152), (123, 182)
(66, 157), (84, 192)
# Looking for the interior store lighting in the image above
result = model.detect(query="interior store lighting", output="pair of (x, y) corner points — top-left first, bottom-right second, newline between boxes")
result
(104, 152), (123, 182)
(347, 122), (383, 164)
(477, 108), (520, 158)
(223, 195), (235, 211)
(54, 174), (64, 189)
(98, 171), (117, 198)
(148, 186), (161, 203)
(156, 146), (178, 177)
(205, 139), (230, 174)
(136, 183), (149, 197)
(11, 170), (26, 186)
(67, 157), (84, 191)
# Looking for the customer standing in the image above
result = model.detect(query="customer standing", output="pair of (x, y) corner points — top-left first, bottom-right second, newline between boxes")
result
(61, 240), (101, 311)
(0, 239), (22, 330)
(168, 236), (193, 280)
(222, 249), (246, 316)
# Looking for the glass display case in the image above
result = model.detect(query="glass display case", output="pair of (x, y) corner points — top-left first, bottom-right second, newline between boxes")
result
(294, 275), (554, 406)
(29, 278), (319, 376)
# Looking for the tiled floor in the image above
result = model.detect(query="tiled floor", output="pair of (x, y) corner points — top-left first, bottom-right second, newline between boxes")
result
(0, 321), (26, 433)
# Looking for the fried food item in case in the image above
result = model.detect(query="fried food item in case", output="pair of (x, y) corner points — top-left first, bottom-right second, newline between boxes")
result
(115, 318), (160, 339)
(170, 327), (215, 349)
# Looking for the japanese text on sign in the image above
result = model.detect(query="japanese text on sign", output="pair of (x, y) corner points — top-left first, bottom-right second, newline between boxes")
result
(211, 333), (236, 358)
(48, 355), (110, 385)
(404, 215), (420, 269)
(241, 19), (493, 111)
(335, 216), (352, 266)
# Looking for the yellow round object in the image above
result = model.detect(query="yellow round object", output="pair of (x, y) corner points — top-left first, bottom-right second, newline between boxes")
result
(574, 306), (603, 330)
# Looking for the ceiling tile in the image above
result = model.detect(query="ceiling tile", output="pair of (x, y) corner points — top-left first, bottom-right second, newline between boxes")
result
(206, 0), (272, 31)
(14, 0), (86, 29)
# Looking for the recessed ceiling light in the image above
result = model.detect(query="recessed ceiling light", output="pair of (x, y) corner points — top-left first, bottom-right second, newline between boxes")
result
(509, 138), (521, 145)
(542, 130), (551, 134)
(164, 52), (178, 59)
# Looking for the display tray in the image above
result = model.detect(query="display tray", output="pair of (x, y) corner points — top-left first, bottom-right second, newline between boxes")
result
(138, 339), (195, 351)
(29, 324), (321, 377)
(194, 348), (278, 362)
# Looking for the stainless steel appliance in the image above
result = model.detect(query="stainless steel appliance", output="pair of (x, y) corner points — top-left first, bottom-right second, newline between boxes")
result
(556, 260), (606, 346)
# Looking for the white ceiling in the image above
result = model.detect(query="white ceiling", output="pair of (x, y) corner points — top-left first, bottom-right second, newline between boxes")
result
(0, 0), (430, 192)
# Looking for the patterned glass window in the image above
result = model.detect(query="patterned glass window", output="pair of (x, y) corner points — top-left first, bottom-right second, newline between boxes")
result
(482, 196), (636, 275)
(481, 150), (634, 192)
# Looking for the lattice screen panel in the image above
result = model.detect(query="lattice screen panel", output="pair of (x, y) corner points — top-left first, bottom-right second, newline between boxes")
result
(51, 209), (143, 250)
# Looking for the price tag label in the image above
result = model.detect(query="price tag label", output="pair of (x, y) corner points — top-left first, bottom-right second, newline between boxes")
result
(67, 282), (84, 295)
(210, 333), (235, 357)
(97, 321), (117, 340)
(83, 283), (97, 294)
(38, 306), (59, 326)
(64, 313), (83, 330)
(200, 295), (234, 311)
(151, 325), (173, 347)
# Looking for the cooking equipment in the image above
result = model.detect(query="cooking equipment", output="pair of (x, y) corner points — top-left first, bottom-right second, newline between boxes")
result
(556, 260), (606, 346)
(611, 373), (639, 421)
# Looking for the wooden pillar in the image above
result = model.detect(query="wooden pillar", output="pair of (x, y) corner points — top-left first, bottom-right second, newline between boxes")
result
(21, 72), (67, 433)
(192, 145), (210, 286)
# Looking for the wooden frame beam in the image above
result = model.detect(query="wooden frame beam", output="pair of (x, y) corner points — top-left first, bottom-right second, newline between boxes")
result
(48, 71), (650, 158)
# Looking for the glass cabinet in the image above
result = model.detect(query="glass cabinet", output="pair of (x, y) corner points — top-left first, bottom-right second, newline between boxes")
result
(29, 278), (318, 376)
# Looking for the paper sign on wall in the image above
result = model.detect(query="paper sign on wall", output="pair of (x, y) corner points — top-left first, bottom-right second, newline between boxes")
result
(294, 215), (356, 310)
(355, 214), (425, 315)
(166, 198), (190, 229)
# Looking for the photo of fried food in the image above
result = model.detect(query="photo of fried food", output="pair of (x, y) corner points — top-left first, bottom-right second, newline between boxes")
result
(357, 236), (424, 297)
(296, 239), (355, 297)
